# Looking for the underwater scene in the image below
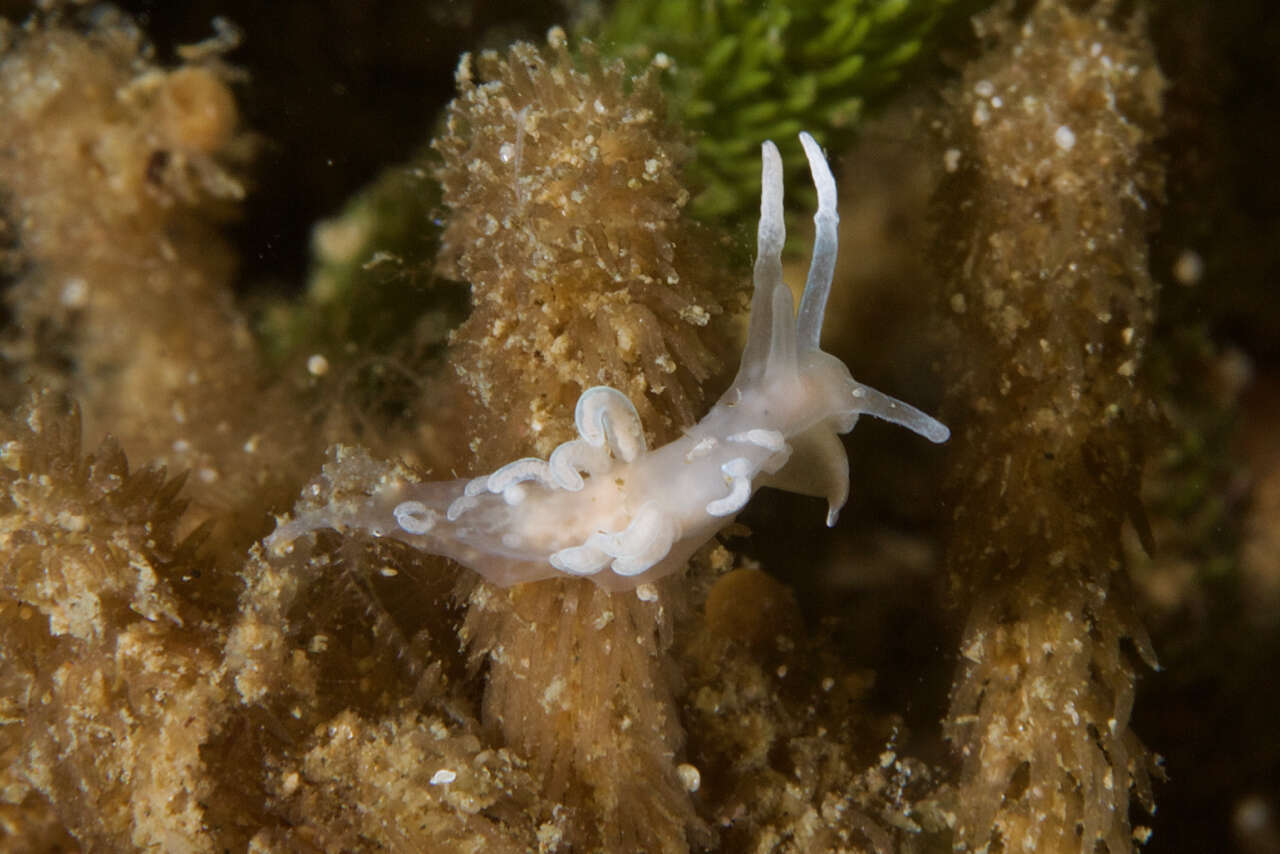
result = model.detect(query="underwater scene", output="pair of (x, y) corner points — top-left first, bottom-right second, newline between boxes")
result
(1, 0), (1277, 851)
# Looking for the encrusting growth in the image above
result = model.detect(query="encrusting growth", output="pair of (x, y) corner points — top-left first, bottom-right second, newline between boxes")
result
(432, 28), (740, 454)
(932, 2), (1165, 851)
(0, 395), (223, 850)
(0, 12), (313, 549)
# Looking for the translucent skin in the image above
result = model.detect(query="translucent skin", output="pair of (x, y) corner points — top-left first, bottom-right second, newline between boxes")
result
(267, 133), (949, 592)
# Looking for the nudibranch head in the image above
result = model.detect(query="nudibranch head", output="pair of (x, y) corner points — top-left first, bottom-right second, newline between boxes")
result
(267, 133), (947, 593)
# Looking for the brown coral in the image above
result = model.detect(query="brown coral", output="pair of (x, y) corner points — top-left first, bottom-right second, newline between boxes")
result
(932, 1), (1165, 851)
(681, 564), (938, 854)
(428, 29), (755, 851)
(0, 395), (223, 850)
(0, 11), (313, 549)
(433, 28), (743, 458)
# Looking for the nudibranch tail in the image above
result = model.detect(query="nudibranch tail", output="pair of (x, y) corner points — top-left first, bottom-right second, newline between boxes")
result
(265, 132), (949, 593)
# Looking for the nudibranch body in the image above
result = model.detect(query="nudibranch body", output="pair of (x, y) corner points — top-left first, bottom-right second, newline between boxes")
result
(267, 133), (948, 592)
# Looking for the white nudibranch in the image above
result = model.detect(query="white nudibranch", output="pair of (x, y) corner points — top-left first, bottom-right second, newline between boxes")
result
(265, 132), (949, 593)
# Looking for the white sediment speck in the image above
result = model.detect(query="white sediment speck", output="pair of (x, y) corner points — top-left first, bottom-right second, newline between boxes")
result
(1173, 249), (1204, 285)
(60, 277), (89, 308)
(307, 354), (330, 376)
(1054, 125), (1076, 151)
(676, 763), (701, 793)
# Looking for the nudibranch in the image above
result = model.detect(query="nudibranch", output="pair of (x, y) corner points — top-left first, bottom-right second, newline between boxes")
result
(267, 133), (949, 592)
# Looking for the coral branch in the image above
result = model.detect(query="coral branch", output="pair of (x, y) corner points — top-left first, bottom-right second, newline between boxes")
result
(932, 2), (1166, 851)
(433, 28), (741, 455)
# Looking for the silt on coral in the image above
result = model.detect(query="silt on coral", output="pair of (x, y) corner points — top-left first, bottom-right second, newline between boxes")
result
(932, 1), (1165, 851)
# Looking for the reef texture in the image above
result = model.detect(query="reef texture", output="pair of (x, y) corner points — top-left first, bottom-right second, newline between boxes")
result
(0, 11), (314, 550)
(931, 2), (1164, 852)
(223, 449), (548, 851)
(433, 30), (742, 455)
(0, 395), (221, 850)
(11, 0), (1256, 851)
(679, 566), (947, 854)
(431, 31), (735, 851)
